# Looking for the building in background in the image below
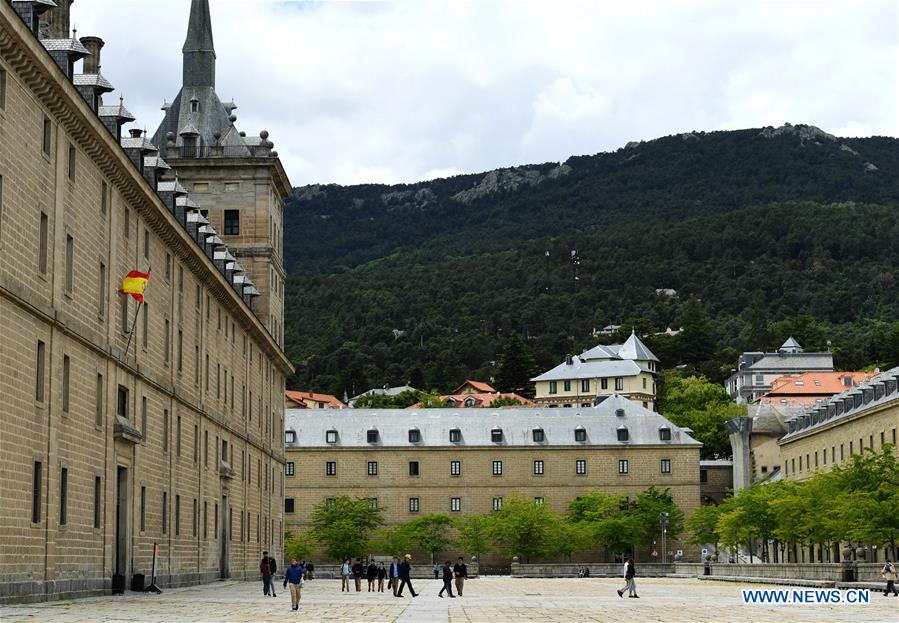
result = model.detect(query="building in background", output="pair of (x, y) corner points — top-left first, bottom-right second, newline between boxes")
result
(531, 332), (658, 409)
(725, 337), (834, 404)
(726, 403), (794, 491)
(758, 370), (876, 408)
(348, 385), (418, 407)
(0, 0), (291, 603)
(408, 380), (532, 408)
(699, 460), (734, 506)
(282, 395), (701, 561)
(284, 390), (347, 410)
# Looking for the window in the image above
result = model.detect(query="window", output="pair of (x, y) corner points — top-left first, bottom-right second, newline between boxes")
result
(617, 427), (629, 442)
(409, 497), (419, 513)
(0, 68), (6, 110)
(162, 492), (168, 534)
(366, 429), (379, 444)
(601, 378), (608, 390)
(67, 144), (76, 179)
(451, 497), (461, 512)
(534, 460), (544, 475)
(325, 461), (336, 476)
(101, 180), (107, 216)
(141, 303), (149, 349)
(581, 379), (590, 392)
(408, 429), (421, 443)
(533, 428), (545, 442)
(618, 459), (628, 474)
(563, 380), (571, 392)
(368, 498), (378, 511)
(574, 428), (586, 442)
(224, 210), (240, 235)
(98, 262), (107, 317)
(492, 460), (503, 476)
(548, 381), (557, 394)
(285, 462), (295, 476)
(38, 212), (48, 274)
(491, 428), (503, 443)
(163, 410), (170, 453)
(285, 431), (296, 444)
(176, 416), (182, 456)
(35, 340), (46, 401)
(367, 461), (378, 476)
(576, 459), (586, 475)
(139, 486), (146, 532)
(643, 377), (647, 389)
(42, 117), (51, 155)
(409, 461), (420, 476)
(284, 498), (295, 514)
(204, 430), (209, 465)
(177, 330), (183, 372)
(64, 234), (74, 293)
(193, 499), (198, 537)
(60, 354), (71, 413)
(93, 476), (102, 529)
(660, 459), (671, 474)
(164, 319), (170, 365)
(175, 495), (181, 535)
(143, 229), (150, 260)
(321, 429), (337, 444)
(534, 497), (545, 505)
(492, 497), (502, 511)
(615, 377), (624, 391)
(659, 427), (671, 441)
(450, 460), (461, 476)
(449, 428), (461, 443)
(31, 461), (42, 524)
(58, 467), (68, 525)
(203, 501), (207, 538)
(700, 469), (708, 483)
(95, 373), (104, 426)
(123, 207), (130, 238)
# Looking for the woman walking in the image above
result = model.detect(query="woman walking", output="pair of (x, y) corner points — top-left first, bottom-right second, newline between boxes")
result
(617, 558), (638, 598)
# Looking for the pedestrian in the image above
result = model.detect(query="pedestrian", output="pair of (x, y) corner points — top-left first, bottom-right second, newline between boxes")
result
(389, 557), (401, 596)
(453, 557), (467, 596)
(396, 554), (418, 598)
(367, 559), (378, 592)
(282, 558), (305, 611)
(882, 560), (898, 596)
(340, 558), (351, 593)
(267, 553), (278, 597)
(433, 563), (440, 579)
(352, 558), (364, 592)
(438, 560), (456, 598)
(377, 562), (387, 592)
(617, 558), (638, 598)
(306, 561), (315, 580)
(260, 552), (273, 597)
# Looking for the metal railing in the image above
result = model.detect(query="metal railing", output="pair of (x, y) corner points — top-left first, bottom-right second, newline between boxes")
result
(164, 144), (273, 159)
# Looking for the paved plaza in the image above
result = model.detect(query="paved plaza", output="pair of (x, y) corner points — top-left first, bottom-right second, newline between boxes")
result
(1, 577), (894, 623)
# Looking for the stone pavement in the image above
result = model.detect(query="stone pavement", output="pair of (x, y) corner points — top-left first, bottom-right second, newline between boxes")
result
(0, 577), (895, 622)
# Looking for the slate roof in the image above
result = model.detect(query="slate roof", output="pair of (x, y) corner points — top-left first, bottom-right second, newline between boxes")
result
(120, 136), (156, 151)
(73, 73), (113, 90)
(532, 358), (647, 382)
(285, 395), (700, 449)
(157, 179), (188, 194)
(617, 332), (660, 362)
(144, 156), (170, 170)
(98, 103), (135, 121)
(41, 38), (90, 54)
(780, 337), (803, 351)
(745, 353), (834, 371)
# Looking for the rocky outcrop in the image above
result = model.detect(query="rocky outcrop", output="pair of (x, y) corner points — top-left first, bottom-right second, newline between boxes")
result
(452, 165), (571, 204)
(759, 123), (836, 142)
(381, 188), (437, 210)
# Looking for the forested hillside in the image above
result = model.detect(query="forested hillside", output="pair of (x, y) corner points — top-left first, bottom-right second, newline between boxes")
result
(282, 124), (899, 395)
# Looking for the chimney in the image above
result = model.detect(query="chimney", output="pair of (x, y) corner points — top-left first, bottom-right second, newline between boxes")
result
(565, 354), (573, 365)
(129, 129), (144, 138)
(42, 0), (75, 39)
(80, 36), (104, 74)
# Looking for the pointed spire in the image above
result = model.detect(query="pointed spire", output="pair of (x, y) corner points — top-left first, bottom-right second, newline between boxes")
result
(182, 0), (216, 88)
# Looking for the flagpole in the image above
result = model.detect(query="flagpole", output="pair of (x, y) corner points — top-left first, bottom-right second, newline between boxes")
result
(122, 266), (151, 361)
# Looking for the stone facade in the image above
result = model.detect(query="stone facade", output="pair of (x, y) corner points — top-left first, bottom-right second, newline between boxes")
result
(0, 0), (291, 603)
(699, 460), (732, 506)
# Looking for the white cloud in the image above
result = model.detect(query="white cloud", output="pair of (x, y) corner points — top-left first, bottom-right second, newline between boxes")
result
(73, 0), (897, 186)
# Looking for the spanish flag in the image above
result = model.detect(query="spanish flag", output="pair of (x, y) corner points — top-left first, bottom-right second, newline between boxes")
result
(119, 270), (150, 303)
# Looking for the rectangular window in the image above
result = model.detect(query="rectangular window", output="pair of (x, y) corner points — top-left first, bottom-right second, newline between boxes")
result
(581, 379), (590, 392)
(162, 409), (169, 453)
(177, 330), (183, 372)
(615, 377), (624, 391)
(204, 430), (209, 466)
(139, 486), (146, 532)
(162, 492), (168, 534)
(176, 416), (182, 457)
(35, 340), (45, 401)
(575, 428), (586, 442)
(661, 458), (671, 474)
(67, 144), (75, 179)
(408, 429), (421, 443)
(93, 476), (102, 529)
(101, 180), (107, 216)
(42, 117), (51, 155)
(576, 459), (586, 475)
(367, 461), (378, 476)
(492, 460), (502, 476)
(224, 210), (240, 235)
(450, 460), (461, 476)
(618, 459), (628, 474)
(285, 498), (295, 514)
(203, 501), (208, 539)
(492, 497), (502, 511)
(450, 497), (461, 512)
(408, 497), (419, 513)
(563, 379), (571, 392)
(491, 429), (503, 443)
(534, 460), (545, 475)
(142, 302), (149, 349)
(164, 319), (170, 365)
(449, 428), (462, 443)
(325, 461), (336, 476)
(409, 461), (420, 476)
(143, 229), (150, 260)
(533, 429), (545, 442)
(192, 499), (198, 537)
(95, 373), (104, 426)
(38, 212), (48, 274)
(58, 467), (68, 525)
(140, 396), (146, 438)
(534, 497), (544, 506)
(32, 462), (42, 523)
(61, 355), (70, 412)
(0, 68), (6, 110)
(123, 207), (130, 238)
(548, 381), (557, 394)
(64, 234), (74, 293)
(164, 253), (171, 281)
(175, 495), (180, 536)
(285, 462), (295, 476)
(97, 262), (107, 317)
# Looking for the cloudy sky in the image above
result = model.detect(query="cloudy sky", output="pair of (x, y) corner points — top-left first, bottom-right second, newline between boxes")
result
(73, 0), (897, 186)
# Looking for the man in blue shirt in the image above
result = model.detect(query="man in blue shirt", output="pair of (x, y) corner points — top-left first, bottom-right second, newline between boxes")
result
(283, 558), (305, 611)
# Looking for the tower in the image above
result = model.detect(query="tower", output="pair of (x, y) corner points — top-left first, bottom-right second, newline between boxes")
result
(152, 0), (290, 346)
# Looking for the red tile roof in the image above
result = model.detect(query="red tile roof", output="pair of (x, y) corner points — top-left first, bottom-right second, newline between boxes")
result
(285, 390), (347, 409)
(407, 392), (533, 409)
(763, 371), (877, 397)
(453, 380), (497, 394)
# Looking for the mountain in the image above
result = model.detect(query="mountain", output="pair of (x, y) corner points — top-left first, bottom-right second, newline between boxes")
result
(281, 124), (899, 395)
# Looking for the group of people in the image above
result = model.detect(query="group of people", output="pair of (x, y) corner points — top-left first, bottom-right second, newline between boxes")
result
(259, 551), (308, 611)
(338, 555), (469, 598)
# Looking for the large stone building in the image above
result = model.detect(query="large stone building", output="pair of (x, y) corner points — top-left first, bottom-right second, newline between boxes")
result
(531, 332), (659, 409)
(724, 337), (834, 404)
(282, 395), (702, 560)
(0, 0), (291, 603)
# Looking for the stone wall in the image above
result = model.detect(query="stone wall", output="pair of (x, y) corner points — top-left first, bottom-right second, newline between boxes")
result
(511, 562), (674, 578)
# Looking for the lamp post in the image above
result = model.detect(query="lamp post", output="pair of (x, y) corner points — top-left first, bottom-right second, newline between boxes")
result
(660, 512), (670, 564)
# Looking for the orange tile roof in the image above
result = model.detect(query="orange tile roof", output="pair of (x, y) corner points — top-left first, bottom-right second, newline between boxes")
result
(453, 380), (497, 394)
(285, 390), (347, 409)
(763, 371), (877, 396)
(407, 392), (533, 409)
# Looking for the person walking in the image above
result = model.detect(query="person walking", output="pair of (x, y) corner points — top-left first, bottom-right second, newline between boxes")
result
(453, 557), (468, 597)
(367, 559), (378, 592)
(433, 563), (440, 579)
(882, 560), (898, 596)
(396, 554), (418, 598)
(260, 553), (273, 597)
(282, 558), (305, 611)
(377, 562), (387, 592)
(267, 553), (278, 597)
(352, 558), (364, 592)
(617, 558), (638, 598)
(340, 559), (351, 593)
(438, 560), (456, 598)
(389, 557), (401, 596)
(306, 561), (315, 580)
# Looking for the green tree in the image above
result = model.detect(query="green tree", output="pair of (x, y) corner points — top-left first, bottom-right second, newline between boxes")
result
(550, 521), (592, 561)
(455, 514), (493, 562)
(405, 514), (456, 563)
(284, 529), (316, 562)
(630, 486), (685, 549)
(372, 525), (414, 557)
(494, 333), (537, 394)
(676, 298), (715, 367)
(488, 497), (559, 562)
(354, 389), (424, 409)
(685, 505), (722, 559)
(659, 375), (745, 459)
(310, 496), (384, 561)
(489, 396), (524, 408)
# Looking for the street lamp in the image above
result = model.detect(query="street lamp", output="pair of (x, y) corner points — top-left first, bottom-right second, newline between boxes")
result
(659, 512), (670, 564)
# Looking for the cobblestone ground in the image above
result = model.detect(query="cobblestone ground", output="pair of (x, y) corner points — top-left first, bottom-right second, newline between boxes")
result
(1, 577), (895, 622)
